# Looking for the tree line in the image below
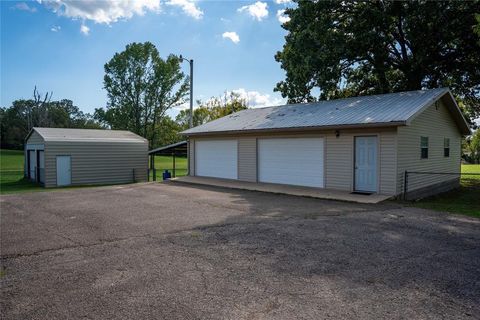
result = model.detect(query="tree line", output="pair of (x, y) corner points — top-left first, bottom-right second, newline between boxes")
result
(0, 88), (247, 150)
(0, 87), (101, 149)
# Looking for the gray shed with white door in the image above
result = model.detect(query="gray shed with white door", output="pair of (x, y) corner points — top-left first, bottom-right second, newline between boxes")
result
(24, 128), (148, 188)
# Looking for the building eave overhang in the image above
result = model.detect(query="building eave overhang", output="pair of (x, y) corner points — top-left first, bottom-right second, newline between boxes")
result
(181, 121), (406, 137)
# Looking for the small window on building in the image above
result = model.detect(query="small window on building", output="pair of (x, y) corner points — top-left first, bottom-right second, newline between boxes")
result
(420, 136), (429, 159)
(444, 138), (450, 157)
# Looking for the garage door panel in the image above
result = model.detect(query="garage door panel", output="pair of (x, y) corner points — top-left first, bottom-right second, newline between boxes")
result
(196, 140), (238, 179)
(258, 138), (324, 188)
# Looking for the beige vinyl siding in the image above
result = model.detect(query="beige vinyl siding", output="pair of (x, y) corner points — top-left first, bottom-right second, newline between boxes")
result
(190, 127), (397, 195)
(188, 139), (195, 176)
(325, 133), (353, 191)
(379, 130), (397, 195)
(396, 100), (462, 194)
(26, 131), (44, 144)
(238, 138), (257, 182)
(44, 141), (148, 187)
(324, 128), (397, 194)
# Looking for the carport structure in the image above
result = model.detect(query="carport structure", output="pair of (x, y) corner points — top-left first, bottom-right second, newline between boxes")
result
(148, 141), (187, 180)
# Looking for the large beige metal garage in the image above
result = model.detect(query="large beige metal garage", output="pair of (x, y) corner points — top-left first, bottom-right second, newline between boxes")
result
(182, 88), (470, 199)
(24, 128), (148, 188)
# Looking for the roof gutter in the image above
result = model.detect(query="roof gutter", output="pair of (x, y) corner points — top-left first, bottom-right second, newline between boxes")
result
(181, 121), (407, 137)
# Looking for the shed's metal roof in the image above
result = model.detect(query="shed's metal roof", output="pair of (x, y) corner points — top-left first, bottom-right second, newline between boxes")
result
(30, 127), (147, 143)
(182, 88), (469, 135)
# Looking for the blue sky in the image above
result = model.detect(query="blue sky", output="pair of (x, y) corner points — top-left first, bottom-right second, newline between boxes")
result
(1, 0), (293, 118)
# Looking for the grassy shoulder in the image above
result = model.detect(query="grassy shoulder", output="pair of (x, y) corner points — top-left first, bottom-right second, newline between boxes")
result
(0, 149), (44, 194)
(150, 155), (187, 179)
(407, 164), (480, 218)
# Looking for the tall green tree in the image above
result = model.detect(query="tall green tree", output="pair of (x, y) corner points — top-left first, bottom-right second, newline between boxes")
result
(463, 130), (480, 164)
(150, 116), (183, 148)
(96, 42), (189, 148)
(275, 0), (480, 121)
(176, 92), (248, 130)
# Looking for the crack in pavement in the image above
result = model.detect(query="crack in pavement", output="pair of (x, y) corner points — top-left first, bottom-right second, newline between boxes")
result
(0, 233), (155, 260)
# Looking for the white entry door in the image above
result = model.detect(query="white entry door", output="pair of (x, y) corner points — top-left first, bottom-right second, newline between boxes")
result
(196, 140), (238, 179)
(258, 138), (324, 188)
(354, 136), (377, 192)
(56, 156), (71, 186)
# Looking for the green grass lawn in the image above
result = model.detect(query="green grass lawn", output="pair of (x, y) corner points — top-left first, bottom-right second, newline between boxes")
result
(408, 164), (480, 218)
(149, 155), (187, 180)
(0, 149), (44, 194)
(461, 164), (480, 178)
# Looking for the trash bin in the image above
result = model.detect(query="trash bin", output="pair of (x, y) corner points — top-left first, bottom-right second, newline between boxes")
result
(162, 170), (171, 180)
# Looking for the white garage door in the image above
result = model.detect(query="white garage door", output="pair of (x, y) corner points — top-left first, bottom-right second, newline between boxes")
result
(196, 140), (238, 179)
(258, 138), (324, 188)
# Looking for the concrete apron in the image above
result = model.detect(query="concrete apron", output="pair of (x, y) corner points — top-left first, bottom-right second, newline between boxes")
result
(170, 176), (391, 204)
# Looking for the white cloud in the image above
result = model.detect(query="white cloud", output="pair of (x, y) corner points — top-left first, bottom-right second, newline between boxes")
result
(41, 0), (161, 24)
(50, 25), (61, 32)
(276, 9), (290, 23)
(222, 31), (240, 44)
(172, 101), (190, 112)
(274, 0), (292, 4)
(80, 24), (90, 35)
(229, 88), (284, 108)
(237, 1), (268, 21)
(14, 2), (37, 12)
(166, 0), (203, 19)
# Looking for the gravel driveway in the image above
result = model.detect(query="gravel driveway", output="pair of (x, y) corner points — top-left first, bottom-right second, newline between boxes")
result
(1, 182), (479, 319)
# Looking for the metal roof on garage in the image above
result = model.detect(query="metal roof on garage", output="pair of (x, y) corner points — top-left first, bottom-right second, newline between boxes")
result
(27, 127), (147, 143)
(182, 88), (470, 136)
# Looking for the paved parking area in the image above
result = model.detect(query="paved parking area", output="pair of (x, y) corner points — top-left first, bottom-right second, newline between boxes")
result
(1, 182), (479, 319)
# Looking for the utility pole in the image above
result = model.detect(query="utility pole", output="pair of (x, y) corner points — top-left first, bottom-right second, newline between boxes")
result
(179, 55), (193, 128)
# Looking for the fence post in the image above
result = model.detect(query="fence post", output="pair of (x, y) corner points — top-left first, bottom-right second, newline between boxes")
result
(403, 170), (408, 200)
